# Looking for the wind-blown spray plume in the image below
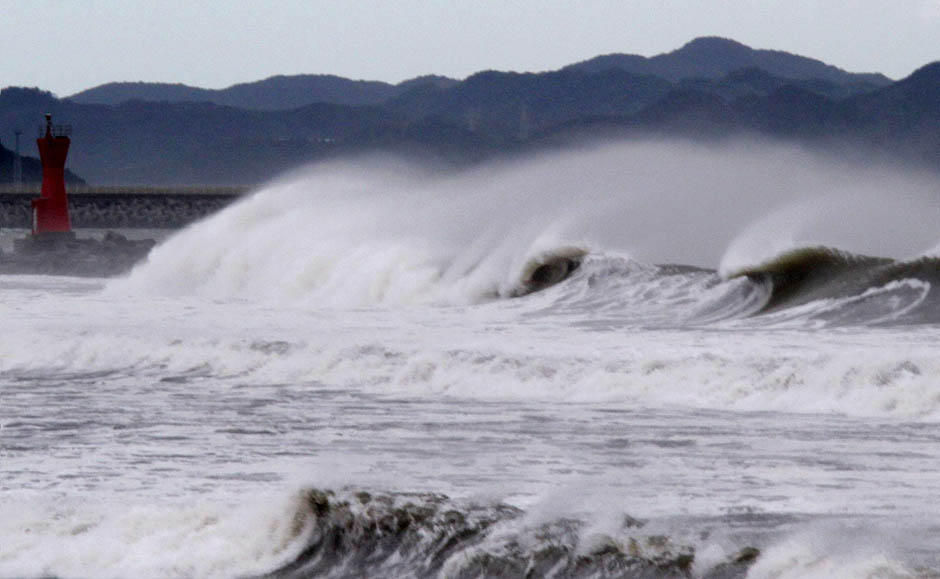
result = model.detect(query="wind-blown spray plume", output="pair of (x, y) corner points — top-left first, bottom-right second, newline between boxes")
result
(111, 141), (940, 315)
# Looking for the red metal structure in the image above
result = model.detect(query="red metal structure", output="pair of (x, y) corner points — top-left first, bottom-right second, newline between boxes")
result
(33, 113), (72, 234)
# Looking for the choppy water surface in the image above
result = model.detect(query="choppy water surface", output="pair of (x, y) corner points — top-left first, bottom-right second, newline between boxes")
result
(4, 143), (940, 578)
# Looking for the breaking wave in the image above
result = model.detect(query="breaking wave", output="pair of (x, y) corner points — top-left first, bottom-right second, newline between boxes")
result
(4, 487), (931, 579)
(111, 159), (593, 307)
(723, 246), (940, 326)
(105, 144), (940, 328)
(261, 489), (752, 579)
(0, 487), (777, 579)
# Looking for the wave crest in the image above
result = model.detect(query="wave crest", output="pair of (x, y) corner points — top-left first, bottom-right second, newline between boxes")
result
(110, 176), (587, 306)
(269, 488), (760, 579)
(724, 245), (940, 323)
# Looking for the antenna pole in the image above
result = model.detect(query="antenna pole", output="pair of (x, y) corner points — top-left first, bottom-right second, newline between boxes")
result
(13, 130), (22, 184)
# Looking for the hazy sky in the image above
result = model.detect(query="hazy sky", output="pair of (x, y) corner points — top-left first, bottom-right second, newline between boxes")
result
(3, 0), (939, 97)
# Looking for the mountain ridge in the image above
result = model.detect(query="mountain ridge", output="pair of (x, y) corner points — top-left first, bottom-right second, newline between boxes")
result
(566, 36), (891, 87)
(67, 37), (888, 111)
(0, 137), (86, 184)
(1, 38), (936, 185)
(68, 74), (460, 111)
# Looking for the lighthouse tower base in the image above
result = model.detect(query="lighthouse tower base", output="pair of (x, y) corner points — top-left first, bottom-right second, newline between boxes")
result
(13, 231), (78, 258)
(5, 231), (155, 277)
(17, 231), (77, 251)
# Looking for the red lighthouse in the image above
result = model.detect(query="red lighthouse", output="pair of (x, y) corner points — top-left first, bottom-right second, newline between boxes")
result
(33, 113), (73, 235)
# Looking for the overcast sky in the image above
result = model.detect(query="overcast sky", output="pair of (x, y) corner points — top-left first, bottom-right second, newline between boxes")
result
(3, 0), (939, 97)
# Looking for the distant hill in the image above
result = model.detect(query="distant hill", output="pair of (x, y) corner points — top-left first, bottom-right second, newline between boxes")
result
(536, 62), (939, 152)
(387, 68), (674, 137)
(68, 38), (886, 114)
(0, 142), (86, 185)
(1, 38), (937, 185)
(677, 66), (885, 102)
(843, 61), (940, 165)
(0, 111), (86, 185)
(0, 139), (42, 183)
(68, 74), (459, 111)
(566, 37), (891, 88)
(1, 87), (498, 184)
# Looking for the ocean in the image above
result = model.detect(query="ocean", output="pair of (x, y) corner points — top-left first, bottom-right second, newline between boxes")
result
(3, 141), (940, 578)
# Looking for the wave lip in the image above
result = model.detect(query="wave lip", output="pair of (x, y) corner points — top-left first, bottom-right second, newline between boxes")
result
(264, 488), (761, 579)
(510, 247), (586, 297)
(725, 246), (940, 325)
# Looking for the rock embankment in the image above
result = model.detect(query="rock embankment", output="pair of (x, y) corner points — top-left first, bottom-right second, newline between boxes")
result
(0, 191), (240, 229)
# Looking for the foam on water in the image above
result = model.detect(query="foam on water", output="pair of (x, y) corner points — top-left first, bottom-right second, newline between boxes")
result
(745, 526), (918, 579)
(0, 493), (314, 579)
(6, 274), (940, 419)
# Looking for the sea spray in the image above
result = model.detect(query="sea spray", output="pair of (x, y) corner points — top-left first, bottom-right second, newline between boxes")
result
(112, 140), (940, 306)
(111, 161), (590, 305)
(720, 190), (940, 279)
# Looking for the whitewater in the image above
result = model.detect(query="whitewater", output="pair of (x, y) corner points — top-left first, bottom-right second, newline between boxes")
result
(3, 141), (940, 578)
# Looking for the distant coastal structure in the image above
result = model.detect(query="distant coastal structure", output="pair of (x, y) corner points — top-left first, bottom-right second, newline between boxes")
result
(1, 116), (244, 228)
(12, 129), (22, 184)
(0, 185), (244, 229)
(32, 113), (73, 235)
(0, 114), (157, 276)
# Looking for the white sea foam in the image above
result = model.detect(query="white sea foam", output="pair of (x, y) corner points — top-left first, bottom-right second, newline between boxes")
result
(5, 275), (940, 418)
(746, 526), (917, 579)
(0, 492), (314, 579)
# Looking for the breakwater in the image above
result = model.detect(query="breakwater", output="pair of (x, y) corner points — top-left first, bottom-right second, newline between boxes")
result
(0, 185), (247, 229)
